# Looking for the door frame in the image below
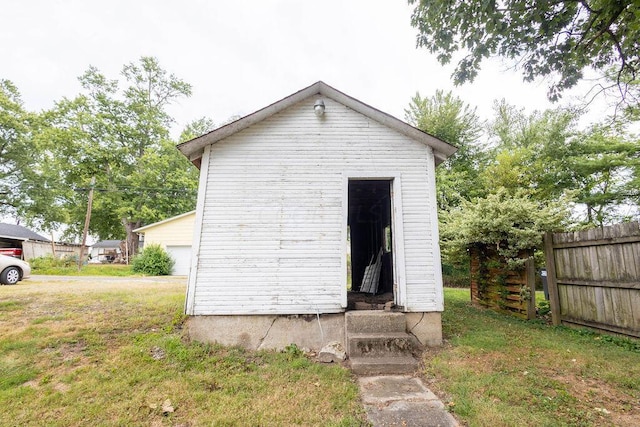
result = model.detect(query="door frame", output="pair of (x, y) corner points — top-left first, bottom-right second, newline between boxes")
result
(341, 172), (407, 309)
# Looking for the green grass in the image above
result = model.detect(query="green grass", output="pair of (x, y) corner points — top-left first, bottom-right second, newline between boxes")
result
(29, 255), (141, 276)
(0, 280), (366, 426)
(7, 280), (637, 426)
(32, 263), (139, 276)
(425, 288), (640, 426)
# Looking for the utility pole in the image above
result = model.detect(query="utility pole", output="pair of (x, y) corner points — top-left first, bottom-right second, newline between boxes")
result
(50, 231), (57, 259)
(78, 177), (96, 271)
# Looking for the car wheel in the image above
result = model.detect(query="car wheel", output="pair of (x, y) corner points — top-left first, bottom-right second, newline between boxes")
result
(0, 267), (21, 285)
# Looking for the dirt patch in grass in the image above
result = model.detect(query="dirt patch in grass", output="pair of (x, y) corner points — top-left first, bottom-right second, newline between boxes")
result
(544, 370), (640, 426)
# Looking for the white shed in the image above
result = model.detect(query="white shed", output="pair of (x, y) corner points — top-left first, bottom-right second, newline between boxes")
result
(177, 81), (456, 352)
(133, 211), (196, 275)
(89, 240), (122, 263)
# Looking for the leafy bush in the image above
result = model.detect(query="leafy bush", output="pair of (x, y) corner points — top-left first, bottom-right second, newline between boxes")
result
(60, 254), (79, 267)
(131, 244), (174, 276)
(537, 299), (551, 316)
(29, 255), (57, 270)
(440, 188), (570, 266)
(30, 254), (79, 270)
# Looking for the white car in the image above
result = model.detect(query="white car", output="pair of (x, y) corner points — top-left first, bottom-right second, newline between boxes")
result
(0, 254), (31, 285)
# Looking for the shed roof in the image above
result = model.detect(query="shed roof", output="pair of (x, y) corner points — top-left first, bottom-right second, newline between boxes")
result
(91, 240), (122, 248)
(133, 211), (196, 233)
(177, 81), (457, 167)
(0, 223), (50, 242)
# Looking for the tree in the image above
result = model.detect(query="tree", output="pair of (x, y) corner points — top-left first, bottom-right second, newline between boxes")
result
(179, 117), (216, 142)
(568, 125), (640, 226)
(0, 80), (39, 217)
(482, 101), (579, 201)
(33, 57), (198, 255)
(408, 0), (640, 103)
(405, 90), (484, 210)
(482, 101), (640, 226)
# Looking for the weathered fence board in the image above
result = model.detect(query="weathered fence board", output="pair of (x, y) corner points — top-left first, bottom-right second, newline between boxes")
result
(544, 222), (640, 338)
(22, 241), (82, 261)
(469, 245), (536, 320)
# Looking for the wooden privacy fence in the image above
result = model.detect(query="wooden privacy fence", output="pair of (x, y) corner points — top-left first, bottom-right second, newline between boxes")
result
(544, 222), (640, 338)
(469, 245), (536, 320)
(22, 241), (82, 261)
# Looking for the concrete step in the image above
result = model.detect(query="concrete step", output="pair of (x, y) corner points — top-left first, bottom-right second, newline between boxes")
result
(348, 332), (421, 357)
(345, 311), (406, 334)
(350, 356), (419, 375)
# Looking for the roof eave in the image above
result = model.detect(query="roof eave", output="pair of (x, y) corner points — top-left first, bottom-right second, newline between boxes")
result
(133, 210), (196, 233)
(177, 82), (324, 165)
(177, 81), (457, 167)
(0, 235), (28, 241)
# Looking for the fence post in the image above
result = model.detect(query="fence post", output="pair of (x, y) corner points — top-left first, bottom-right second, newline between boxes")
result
(525, 257), (536, 320)
(543, 232), (561, 326)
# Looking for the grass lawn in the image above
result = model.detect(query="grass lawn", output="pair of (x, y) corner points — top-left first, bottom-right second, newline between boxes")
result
(0, 277), (365, 426)
(4, 279), (639, 426)
(425, 288), (640, 427)
(31, 263), (139, 277)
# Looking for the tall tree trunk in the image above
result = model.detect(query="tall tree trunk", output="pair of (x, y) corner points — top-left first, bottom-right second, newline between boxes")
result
(122, 219), (141, 263)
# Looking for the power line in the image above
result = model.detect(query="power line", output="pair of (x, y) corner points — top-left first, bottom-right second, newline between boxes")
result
(5, 184), (196, 193)
(73, 186), (197, 194)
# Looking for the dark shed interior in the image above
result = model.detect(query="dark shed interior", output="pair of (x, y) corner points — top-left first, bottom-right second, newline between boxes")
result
(347, 179), (393, 300)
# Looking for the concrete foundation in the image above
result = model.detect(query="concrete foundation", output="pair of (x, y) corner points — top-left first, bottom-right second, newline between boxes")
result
(186, 311), (442, 351)
(405, 312), (443, 347)
(186, 313), (346, 351)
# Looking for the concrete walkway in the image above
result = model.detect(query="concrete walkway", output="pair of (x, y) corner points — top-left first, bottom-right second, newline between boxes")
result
(358, 375), (459, 427)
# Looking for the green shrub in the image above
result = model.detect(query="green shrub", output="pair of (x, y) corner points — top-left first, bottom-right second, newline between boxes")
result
(60, 254), (79, 267)
(440, 188), (570, 266)
(537, 299), (551, 316)
(30, 254), (78, 270)
(131, 244), (174, 276)
(29, 255), (57, 270)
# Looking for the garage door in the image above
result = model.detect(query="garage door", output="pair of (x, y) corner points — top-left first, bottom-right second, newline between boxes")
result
(166, 245), (192, 276)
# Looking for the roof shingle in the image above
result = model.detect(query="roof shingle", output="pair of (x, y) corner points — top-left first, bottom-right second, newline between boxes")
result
(0, 223), (50, 242)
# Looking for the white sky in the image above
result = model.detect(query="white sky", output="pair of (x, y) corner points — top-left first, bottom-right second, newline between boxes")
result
(1, 0), (606, 140)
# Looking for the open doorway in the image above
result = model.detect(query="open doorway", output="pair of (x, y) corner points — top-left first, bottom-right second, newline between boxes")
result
(347, 179), (394, 310)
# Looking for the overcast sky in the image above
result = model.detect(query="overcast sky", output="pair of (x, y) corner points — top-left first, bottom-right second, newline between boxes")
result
(2, 0), (605, 140)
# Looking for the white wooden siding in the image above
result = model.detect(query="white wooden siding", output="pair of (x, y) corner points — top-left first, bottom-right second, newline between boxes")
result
(190, 97), (443, 315)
